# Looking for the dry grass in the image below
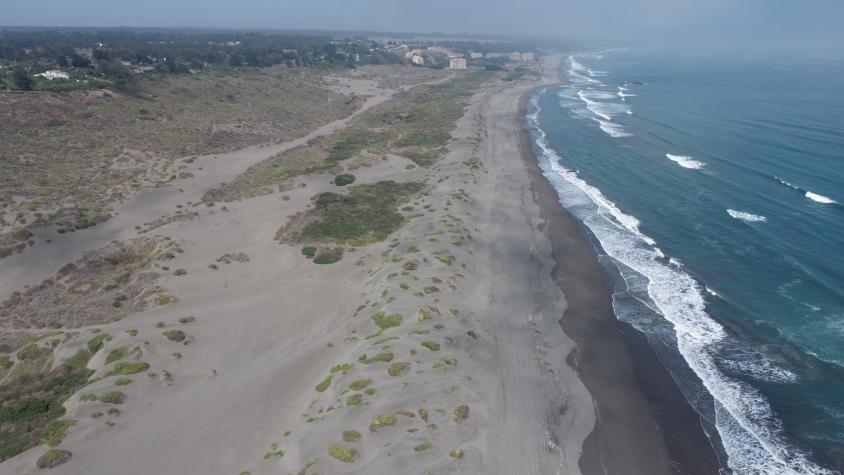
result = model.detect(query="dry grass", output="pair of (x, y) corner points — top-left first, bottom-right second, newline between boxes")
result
(0, 66), (364, 244)
(0, 237), (181, 328)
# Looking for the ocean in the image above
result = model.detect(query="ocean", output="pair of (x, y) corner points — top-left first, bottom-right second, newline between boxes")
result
(528, 49), (844, 474)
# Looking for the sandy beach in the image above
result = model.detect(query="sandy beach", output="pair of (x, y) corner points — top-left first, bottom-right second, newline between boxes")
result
(1, 54), (717, 475)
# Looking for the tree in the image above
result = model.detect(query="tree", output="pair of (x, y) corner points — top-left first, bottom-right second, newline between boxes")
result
(11, 67), (34, 91)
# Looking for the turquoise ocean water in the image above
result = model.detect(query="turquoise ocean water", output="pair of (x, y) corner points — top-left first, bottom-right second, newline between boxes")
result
(528, 49), (844, 474)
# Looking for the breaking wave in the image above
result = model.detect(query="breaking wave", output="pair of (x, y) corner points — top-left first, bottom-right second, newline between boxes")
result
(527, 93), (833, 475)
(666, 153), (705, 169)
(727, 209), (768, 222)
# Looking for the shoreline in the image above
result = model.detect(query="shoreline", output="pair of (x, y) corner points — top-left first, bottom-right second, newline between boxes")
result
(515, 81), (724, 473)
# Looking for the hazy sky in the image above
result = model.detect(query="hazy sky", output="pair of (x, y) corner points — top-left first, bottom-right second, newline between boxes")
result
(4, 0), (843, 53)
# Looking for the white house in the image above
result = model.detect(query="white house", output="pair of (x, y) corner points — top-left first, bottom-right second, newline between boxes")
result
(411, 55), (424, 66)
(34, 70), (69, 80)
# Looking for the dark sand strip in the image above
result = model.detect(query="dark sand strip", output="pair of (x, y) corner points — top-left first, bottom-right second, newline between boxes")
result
(516, 86), (724, 475)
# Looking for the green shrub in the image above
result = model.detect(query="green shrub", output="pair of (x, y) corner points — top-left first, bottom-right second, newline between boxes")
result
(40, 419), (76, 446)
(414, 441), (432, 452)
(17, 344), (43, 361)
(315, 375), (333, 392)
(342, 430), (361, 442)
(452, 404), (469, 422)
(173, 268), (187, 276)
(36, 448), (72, 469)
(87, 334), (112, 353)
(450, 448), (464, 459)
(301, 246), (317, 258)
(369, 413), (397, 432)
(103, 361), (149, 377)
(330, 363), (353, 374)
(300, 181), (424, 243)
(162, 330), (186, 342)
(313, 247), (343, 264)
(334, 174), (356, 186)
(105, 347), (128, 364)
(433, 357), (457, 369)
(387, 362), (410, 377)
(263, 442), (284, 459)
(328, 445), (357, 463)
(420, 341), (440, 351)
(346, 393), (364, 406)
(114, 378), (132, 386)
(371, 312), (402, 330)
(348, 379), (371, 391)
(97, 391), (126, 404)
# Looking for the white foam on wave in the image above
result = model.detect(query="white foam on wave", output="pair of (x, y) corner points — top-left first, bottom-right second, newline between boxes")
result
(775, 176), (800, 190)
(805, 191), (836, 204)
(596, 119), (633, 138)
(665, 153), (705, 170)
(527, 94), (834, 475)
(727, 209), (768, 222)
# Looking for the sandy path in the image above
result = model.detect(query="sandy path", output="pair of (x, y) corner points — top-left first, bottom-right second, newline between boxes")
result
(0, 73), (453, 303)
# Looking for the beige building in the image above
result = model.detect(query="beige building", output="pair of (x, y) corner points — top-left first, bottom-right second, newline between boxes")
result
(448, 57), (467, 70)
(411, 55), (424, 66)
(520, 52), (535, 62)
(469, 52), (484, 59)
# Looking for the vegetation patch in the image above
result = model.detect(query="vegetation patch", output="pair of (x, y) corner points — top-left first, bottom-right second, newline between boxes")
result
(301, 246), (317, 259)
(263, 442), (284, 459)
(328, 445), (357, 463)
(40, 419), (76, 446)
(452, 404), (469, 422)
(346, 393), (364, 406)
(313, 247), (344, 264)
(450, 448), (464, 459)
(87, 333), (112, 353)
(162, 330), (186, 342)
(371, 312), (402, 330)
(0, 354), (92, 461)
(414, 441), (433, 453)
(315, 375), (333, 392)
(277, 181), (424, 245)
(334, 174), (356, 186)
(387, 362), (410, 377)
(369, 413), (397, 432)
(360, 351), (394, 364)
(0, 238), (181, 328)
(433, 357), (457, 369)
(342, 430), (361, 442)
(103, 361), (149, 377)
(348, 379), (371, 391)
(36, 448), (72, 469)
(420, 341), (440, 351)
(105, 346), (128, 364)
